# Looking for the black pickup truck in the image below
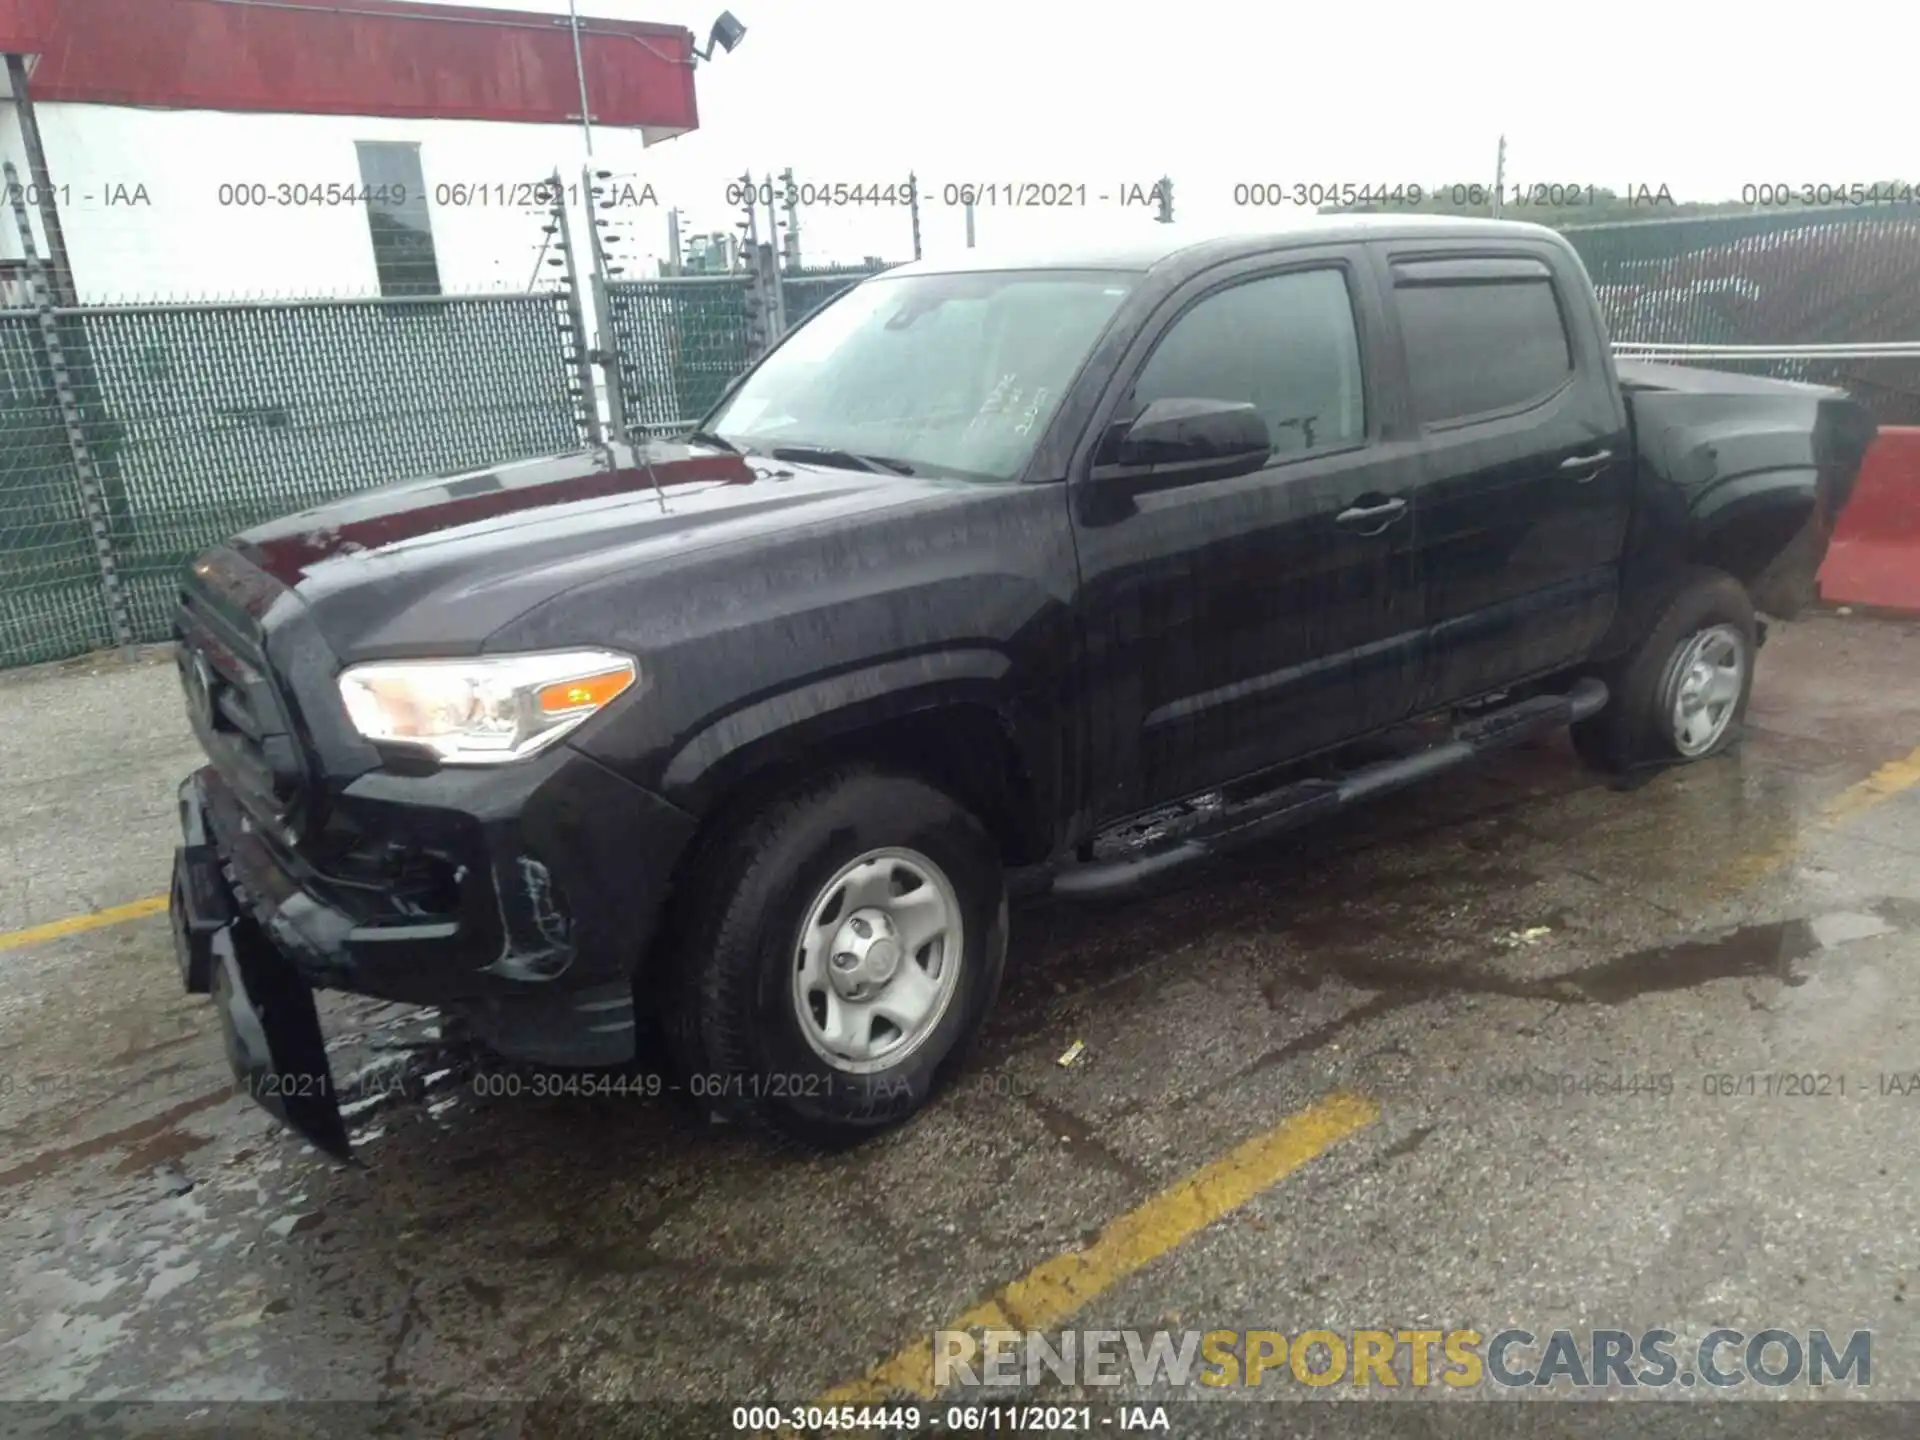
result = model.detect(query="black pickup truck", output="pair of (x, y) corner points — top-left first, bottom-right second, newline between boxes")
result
(167, 216), (1876, 1156)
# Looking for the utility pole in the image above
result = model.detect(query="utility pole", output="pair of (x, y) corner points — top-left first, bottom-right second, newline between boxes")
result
(565, 0), (595, 155)
(1154, 176), (1174, 224)
(1492, 134), (1506, 218)
(964, 198), (976, 249)
(907, 171), (923, 261)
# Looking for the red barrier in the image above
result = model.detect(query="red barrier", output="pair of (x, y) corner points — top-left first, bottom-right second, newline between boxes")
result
(1818, 427), (1920, 613)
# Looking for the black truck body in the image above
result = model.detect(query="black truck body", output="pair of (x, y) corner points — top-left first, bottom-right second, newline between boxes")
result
(166, 216), (1876, 1155)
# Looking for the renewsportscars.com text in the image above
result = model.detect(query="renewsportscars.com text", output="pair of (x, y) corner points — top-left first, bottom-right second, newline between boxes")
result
(934, 1327), (1872, 1390)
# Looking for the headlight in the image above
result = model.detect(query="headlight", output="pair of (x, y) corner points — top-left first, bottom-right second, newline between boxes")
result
(337, 649), (638, 764)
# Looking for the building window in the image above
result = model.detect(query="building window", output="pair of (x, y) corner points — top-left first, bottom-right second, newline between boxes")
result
(355, 142), (442, 297)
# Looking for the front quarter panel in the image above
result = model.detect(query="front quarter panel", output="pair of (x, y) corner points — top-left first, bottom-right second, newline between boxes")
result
(487, 482), (1080, 844)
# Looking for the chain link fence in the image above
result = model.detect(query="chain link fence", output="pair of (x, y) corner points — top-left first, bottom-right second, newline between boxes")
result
(0, 292), (588, 665)
(0, 313), (114, 665)
(781, 262), (898, 329)
(605, 261), (891, 437)
(79, 294), (584, 640)
(1, 246), (894, 669)
(1566, 205), (1920, 426)
(605, 275), (754, 437)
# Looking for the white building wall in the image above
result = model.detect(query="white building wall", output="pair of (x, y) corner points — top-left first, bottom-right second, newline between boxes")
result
(8, 102), (674, 302)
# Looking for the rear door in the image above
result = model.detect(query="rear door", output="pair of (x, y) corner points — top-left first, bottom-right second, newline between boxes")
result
(1373, 243), (1631, 711)
(1068, 247), (1428, 824)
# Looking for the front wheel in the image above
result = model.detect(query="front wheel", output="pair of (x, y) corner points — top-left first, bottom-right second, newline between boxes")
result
(662, 768), (1008, 1147)
(1571, 568), (1758, 774)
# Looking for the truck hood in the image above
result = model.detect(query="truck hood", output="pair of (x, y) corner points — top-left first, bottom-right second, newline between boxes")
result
(229, 441), (963, 657)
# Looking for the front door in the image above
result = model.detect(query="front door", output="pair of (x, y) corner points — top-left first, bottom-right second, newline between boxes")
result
(1068, 252), (1428, 825)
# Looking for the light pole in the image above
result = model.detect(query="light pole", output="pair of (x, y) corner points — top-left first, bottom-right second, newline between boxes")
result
(567, 0), (595, 156)
(566, 8), (749, 158)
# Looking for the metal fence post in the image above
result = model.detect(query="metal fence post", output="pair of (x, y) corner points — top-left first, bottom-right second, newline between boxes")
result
(780, 167), (802, 271)
(581, 163), (630, 443)
(4, 160), (134, 656)
(908, 172), (923, 261)
(746, 241), (782, 359)
(544, 170), (606, 447)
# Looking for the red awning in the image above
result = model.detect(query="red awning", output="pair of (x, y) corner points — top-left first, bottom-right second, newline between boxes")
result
(1, 0), (698, 137)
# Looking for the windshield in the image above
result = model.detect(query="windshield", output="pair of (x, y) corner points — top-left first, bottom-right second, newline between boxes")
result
(703, 270), (1138, 481)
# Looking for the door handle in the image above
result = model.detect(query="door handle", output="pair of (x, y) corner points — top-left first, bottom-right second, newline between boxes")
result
(1335, 497), (1408, 534)
(1559, 449), (1614, 480)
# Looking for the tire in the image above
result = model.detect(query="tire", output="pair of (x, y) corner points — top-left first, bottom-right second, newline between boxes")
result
(1570, 567), (1758, 774)
(662, 767), (1009, 1147)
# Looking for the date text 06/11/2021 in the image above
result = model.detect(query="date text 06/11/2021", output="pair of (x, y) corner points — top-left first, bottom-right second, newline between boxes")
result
(1479, 1070), (1920, 1099)
(729, 1404), (1172, 1433)
(721, 180), (1173, 209)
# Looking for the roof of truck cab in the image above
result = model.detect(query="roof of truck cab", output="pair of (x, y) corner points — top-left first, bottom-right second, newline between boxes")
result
(882, 214), (1566, 278)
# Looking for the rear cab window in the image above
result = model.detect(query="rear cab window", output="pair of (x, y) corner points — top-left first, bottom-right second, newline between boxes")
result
(1389, 256), (1576, 427)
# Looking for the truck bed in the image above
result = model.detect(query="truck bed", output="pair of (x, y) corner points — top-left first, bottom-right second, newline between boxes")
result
(1617, 358), (1879, 615)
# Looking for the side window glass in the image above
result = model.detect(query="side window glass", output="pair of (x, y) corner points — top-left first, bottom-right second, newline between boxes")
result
(1128, 268), (1366, 458)
(1392, 270), (1574, 423)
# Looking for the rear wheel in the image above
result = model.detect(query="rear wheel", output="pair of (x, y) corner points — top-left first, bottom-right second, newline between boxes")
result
(1571, 568), (1758, 774)
(663, 767), (1008, 1146)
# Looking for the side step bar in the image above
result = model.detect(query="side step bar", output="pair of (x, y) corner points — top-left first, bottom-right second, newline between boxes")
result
(1050, 678), (1610, 900)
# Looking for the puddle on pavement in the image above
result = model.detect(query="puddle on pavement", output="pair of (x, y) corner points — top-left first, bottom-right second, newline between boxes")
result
(0, 1090), (231, 1191)
(1211, 898), (1920, 1090)
(1275, 898), (1914, 1010)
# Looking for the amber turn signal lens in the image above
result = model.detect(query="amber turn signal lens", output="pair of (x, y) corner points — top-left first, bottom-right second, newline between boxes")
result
(536, 668), (634, 714)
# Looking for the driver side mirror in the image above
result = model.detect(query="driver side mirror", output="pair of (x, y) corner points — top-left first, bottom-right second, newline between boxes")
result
(1090, 397), (1272, 494)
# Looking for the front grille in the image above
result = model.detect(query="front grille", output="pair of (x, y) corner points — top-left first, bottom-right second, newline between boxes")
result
(175, 578), (309, 828)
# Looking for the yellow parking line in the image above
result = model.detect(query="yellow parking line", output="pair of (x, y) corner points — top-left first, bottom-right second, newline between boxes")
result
(0, 895), (169, 955)
(798, 743), (1920, 1416)
(1820, 744), (1920, 828)
(1719, 742), (1920, 893)
(809, 1090), (1380, 1408)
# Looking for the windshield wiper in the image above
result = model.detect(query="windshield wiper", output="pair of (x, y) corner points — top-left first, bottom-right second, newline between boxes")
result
(769, 445), (915, 476)
(678, 429), (740, 454)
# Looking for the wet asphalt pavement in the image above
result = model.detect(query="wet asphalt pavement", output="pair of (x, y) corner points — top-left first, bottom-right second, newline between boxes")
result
(2, 613), (1919, 1434)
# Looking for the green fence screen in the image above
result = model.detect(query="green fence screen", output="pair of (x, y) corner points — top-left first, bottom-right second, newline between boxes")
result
(781, 263), (896, 330)
(607, 263), (892, 435)
(1565, 205), (1920, 426)
(0, 293), (584, 666)
(0, 314), (114, 665)
(606, 276), (754, 435)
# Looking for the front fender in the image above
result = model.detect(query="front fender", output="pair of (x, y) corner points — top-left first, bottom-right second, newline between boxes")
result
(656, 647), (1042, 821)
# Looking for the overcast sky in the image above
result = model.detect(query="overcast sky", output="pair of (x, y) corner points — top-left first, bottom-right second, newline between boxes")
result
(445, 0), (1919, 268)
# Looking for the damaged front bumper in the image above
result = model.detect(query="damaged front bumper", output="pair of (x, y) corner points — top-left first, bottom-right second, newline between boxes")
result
(172, 793), (351, 1156)
(169, 754), (695, 1159)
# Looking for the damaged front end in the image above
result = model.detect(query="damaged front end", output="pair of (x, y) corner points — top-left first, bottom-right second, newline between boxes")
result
(172, 779), (351, 1158)
(169, 749), (692, 1159)
(168, 554), (696, 1161)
